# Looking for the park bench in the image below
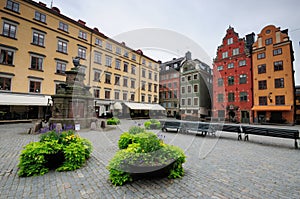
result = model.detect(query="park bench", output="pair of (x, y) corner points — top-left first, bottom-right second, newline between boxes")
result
(161, 121), (181, 132)
(242, 126), (299, 149)
(219, 124), (243, 140)
(178, 122), (216, 136)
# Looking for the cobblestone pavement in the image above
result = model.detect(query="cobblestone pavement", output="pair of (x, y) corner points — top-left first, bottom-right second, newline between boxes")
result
(0, 120), (300, 199)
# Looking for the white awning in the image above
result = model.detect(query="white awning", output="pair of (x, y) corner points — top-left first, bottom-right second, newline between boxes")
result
(123, 102), (165, 111)
(0, 92), (52, 106)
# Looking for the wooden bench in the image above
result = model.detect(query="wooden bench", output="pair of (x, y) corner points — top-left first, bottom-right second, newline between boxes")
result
(161, 121), (181, 132)
(242, 126), (299, 149)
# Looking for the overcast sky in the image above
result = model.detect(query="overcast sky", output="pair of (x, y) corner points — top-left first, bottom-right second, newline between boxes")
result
(42, 0), (300, 84)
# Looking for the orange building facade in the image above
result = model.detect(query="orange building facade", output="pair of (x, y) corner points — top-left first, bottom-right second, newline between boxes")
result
(252, 25), (295, 124)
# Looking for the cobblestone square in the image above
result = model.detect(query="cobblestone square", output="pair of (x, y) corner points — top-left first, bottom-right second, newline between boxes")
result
(0, 121), (299, 198)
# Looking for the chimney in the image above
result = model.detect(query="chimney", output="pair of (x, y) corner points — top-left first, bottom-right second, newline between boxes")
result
(78, 19), (86, 26)
(185, 51), (192, 60)
(51, 7), (60, 13)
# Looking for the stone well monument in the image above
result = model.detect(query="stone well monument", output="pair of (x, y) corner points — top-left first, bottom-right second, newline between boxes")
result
(49, 57), (96, 129)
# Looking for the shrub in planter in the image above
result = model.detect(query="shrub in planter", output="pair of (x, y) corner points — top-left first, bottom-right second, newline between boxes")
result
(108, 131), (186, 186)
(18, 130), (92, 177)
(144, 119), (161, 129)
(107, 117), (120, 125)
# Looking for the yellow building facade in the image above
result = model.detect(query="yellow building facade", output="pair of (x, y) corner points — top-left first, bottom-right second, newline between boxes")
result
(0, 0), (159, 120)
(252, 25), (295, 124)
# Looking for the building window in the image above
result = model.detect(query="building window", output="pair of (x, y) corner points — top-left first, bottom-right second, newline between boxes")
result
(105, 73), (111, 84)
(181, 86), (185, 94)
(227, 63), (234, 69)
(258, 80), (267, 90)
(30, 55), (43, 70)
(148, 95), (152, 103)
(116, 47), (121, 55)
(239, 74), (247, 84)
(141, 95), (145, 102)
(141, 81), (146, 91)
(232, 48), (239, 56)
(274, 61), (283, 71)
(0, 76), (11, 91)
(114, 91), (120, 100)
(95, 38), (102, 46)
(79, 30), (87, 40)
(149, 71), (152, 79)
(217, 66), (223, 71)
(259, 96), (267, 105)
(142, 69), (146, 78)
(115, 59), (121, 70)
(217, 94), (224, 102)
(154, 73), (158, 81)
(29, 81), (41, 93)
(257, 52), (265, 59)
(6, 0), (19, 12)
(240, 92), (248, 102)
(129, 93), (134, 101)
(218, 78), (223, 86)
(273, 48), (282, 56)
(187, 76), (192, 81)
(32, 31), (45, 46)
(121, 92), (127, 101)
(57, 39), (68, 54)
(258, 64), (266, 74)
(0, 48), (14, 65)
(193, 97), (198, 106)
(131, 65), (136, 74)
(123, 77), (128, 87)
(142, 59), (146, 65)
(78, 47), (86, 59)
(105, 55), (112, 67)
(187, 98), (192, 106)
(123, 50), (129, 58)
(222, 52), (228, 59)
(105, 90), (110, 99)
(58, 21), (68, 32)
(228, 92), (235, 102)
(123, 62), (128, 72)
(94, 89), (100, 98)
(181, 77), (185, 82)
(227, 38), (233, 45)
(174, 82), (178, 88)
(275, 96), (285, 105)
(94, 51), (102, 64)
(181, 98), (185, 106)
(187, 85), (192, 93)
(114, 76), (120, 85)
(132, 54), (136, 61)
(218, 110), (225, 118)
(56, 61), (66, 74)
(93, 70), (101, 81)
(105, 42), (112, 51)
(154, 84), (157, 93)
(265, 38), (273, 45)
(34, 11), (46, 23)
(228, 76), (234, 85)
(194, 84), (198, 93)
(275, 78), (284, 88)
(2, 21), (17, 38)
(131, 79), (135, 89)
(79, 67), (86, 74)
(239, 60), (246, 67)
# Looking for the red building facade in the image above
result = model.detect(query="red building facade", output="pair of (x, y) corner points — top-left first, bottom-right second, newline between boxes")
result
(213, 27), (254, 123)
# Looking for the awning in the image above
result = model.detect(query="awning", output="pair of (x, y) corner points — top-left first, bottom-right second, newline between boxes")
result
(95, 100), (112, 106)
(252, 105), (292, 111)
(0, 92), (52, 106)
(124, 102), (166, 111)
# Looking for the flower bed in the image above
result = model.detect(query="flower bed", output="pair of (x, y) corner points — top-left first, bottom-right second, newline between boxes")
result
(18, 130), (92, 177)
(107, 127), (186, 186)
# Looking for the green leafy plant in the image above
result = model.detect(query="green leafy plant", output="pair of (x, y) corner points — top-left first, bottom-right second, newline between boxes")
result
(108, 130), (186, 186)
(107, 117), (120, 125)
(144, 119), (161, 129)
(18, 130), (93, 177)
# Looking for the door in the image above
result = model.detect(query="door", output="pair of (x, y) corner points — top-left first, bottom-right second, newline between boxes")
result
(241, 111), (249, 123)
